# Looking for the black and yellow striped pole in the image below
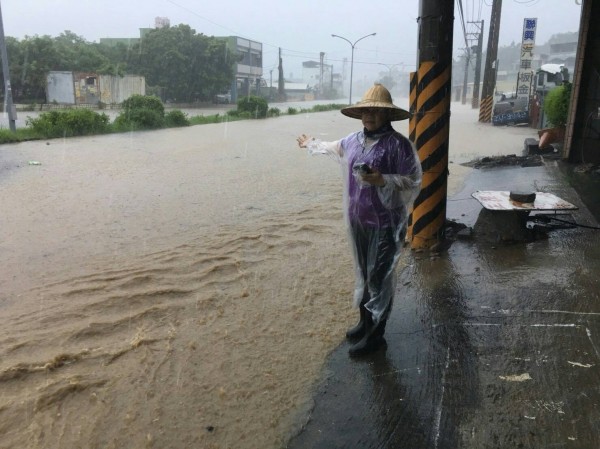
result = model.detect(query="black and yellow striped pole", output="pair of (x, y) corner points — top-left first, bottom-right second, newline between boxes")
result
(408, 71), (419, 144)
(478, 95), (493, 123)
(406, 71), (419, 242)
(411, 0), (454, 250)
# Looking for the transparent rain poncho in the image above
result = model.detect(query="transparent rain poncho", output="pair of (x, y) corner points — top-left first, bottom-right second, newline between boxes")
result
(304, 129), (422, 324)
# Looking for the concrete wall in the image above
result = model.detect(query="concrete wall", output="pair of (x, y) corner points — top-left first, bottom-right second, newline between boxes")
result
(46, 72), (145, 105)
(46, 72), (75, 104)
(99, 75), (146, 104)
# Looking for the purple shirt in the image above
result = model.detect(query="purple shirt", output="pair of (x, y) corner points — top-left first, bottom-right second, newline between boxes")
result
(341, 130), (417, 228)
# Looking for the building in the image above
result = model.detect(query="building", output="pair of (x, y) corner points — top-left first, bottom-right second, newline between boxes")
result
(218, 36), (263, 103)
(540, 42), (577, 73)
(300, 60), (342, 99)
(99, 17), (170, 48)
(154, 17), (170, 29)
(270, 81), (312, 101)
(301, 61), (329, 90)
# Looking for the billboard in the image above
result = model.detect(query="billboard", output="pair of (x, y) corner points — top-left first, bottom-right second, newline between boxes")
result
(516, 18), (537, 102)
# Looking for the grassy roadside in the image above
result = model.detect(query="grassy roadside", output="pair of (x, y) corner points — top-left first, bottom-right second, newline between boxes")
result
(0, 103), (346, 145)
(0, 127), (41, 144)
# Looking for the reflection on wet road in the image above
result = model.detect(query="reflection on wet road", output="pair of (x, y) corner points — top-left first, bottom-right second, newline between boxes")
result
(288, 165), (600, 448)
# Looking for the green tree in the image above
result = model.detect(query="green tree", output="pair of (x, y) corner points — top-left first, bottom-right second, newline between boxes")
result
(237, 95), (268, 118)
(5, 25), (236, 104)
(114, 94), (166, 131)
(96, 42), (132, 75)
(12, 35), (59, 101)
(130, 25), (234, 102)
(3, 37), (24, 101)
(53, 31), (109, 72)
(544, 82), (572, 127)
(198, 38), (238, 99)
(5, 31), (109, 102)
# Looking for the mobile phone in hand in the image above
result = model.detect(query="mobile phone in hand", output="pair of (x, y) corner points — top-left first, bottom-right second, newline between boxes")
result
(353, 163), (372, 174)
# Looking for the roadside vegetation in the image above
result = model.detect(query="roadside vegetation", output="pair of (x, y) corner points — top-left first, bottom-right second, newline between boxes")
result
(543, 82), (572, 127)
(0, 95), (345, 144)
(4, 28), (234, 104)
(0, 29), (345, 144)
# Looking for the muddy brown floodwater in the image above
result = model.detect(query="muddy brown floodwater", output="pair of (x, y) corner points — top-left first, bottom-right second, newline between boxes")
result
(0, 104), (531, 448)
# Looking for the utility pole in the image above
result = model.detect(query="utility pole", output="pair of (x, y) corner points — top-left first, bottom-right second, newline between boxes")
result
(461, 49), (470, 105)
(410, 0), (454, 249)
(330, 64), (334, 91)
(469, 20), (484, 108)
(319, 52), (324, 99)
(277, 47), (285, 101)
(479, 0), (502, 122)
(0, 1), (16, 132)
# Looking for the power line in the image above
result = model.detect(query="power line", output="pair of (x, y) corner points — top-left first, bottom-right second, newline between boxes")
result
(456, 0), (471, 53)
(166, 0), (238, 35)
(513, 0), (541, 4)
(165, 0), (333, 66)
(165, 0), (416, 78)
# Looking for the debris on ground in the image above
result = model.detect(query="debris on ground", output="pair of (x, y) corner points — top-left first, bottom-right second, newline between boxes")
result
(461, 154), (543, 169)
(573, 163), (600, 174)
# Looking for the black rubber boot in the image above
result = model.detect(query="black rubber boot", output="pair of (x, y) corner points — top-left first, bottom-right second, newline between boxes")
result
(345, 304), (368, 341)
(348, 313), (387, 357)
(375, 317), (387, 337)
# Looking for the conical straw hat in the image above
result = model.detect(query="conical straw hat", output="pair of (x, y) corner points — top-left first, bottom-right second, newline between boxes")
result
(341, 83), (410, 121)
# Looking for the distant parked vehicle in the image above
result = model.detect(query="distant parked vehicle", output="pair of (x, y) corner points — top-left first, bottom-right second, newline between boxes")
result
(492, 95), (530, 126)
(493, 95), (528, 116)
(214, 93), (231, 104)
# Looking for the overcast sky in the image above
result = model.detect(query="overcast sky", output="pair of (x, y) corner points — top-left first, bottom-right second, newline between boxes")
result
(1, 0), (582, 81)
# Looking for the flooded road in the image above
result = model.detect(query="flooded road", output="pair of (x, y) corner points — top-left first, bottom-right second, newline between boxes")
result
(3, 103), (594, 448)
(0, 110), (361, 449)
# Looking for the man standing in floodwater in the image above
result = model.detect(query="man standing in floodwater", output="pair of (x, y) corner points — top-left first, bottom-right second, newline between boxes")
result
(297, 83), (422, 357)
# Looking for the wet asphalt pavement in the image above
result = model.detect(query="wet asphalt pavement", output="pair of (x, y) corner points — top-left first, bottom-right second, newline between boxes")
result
(287, 161), (600, 448)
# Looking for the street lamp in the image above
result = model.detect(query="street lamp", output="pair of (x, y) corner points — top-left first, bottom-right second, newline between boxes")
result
(331, 32), (376, 105)
(378, 63), (399, 74)
(378, 63), (399, 81)
(377, 63), (403, 88)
